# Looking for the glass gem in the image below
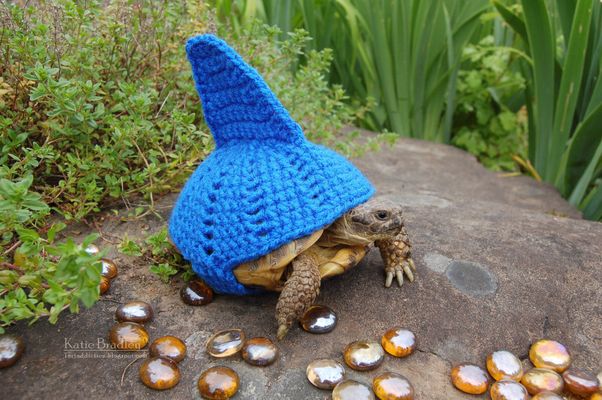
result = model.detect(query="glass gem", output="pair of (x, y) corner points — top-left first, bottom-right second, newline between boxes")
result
(84, 244), (100, 255)
(115, 301), (153, 323)
(489, 380), (529, 400)
(0, 334), (25, 368)
(332, 380), (375, 400)
(520, 368), (564, 395)
(373, 372), (414, 400)
(149, 336), (187, 363)
(139, 357), (180, 390)
(306, 359), (346, 389)
(450, 364), (489, 394)
(343, 340), (385, 371)
(381, 327), (416, 358)
(486, 350), (524, 381)
(562, 368), (599, 396)
(206, 329), (245, 358)
(529, 339), (571, 373)
(241, 337), (278, 366)
(197, 366), (239, 400)
(99, 276), (110, 295)
(180, 279), (214, 306)
(109, 322), (149, 350)
(101, 259), (118, 279)
(530, 392), (565, 400)
(300, 305), (337, 334)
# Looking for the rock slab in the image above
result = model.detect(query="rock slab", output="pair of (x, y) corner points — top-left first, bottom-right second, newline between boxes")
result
(2, 138), (600, 399)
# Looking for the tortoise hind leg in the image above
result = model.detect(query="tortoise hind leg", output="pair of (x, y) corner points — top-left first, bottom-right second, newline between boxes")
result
(276, 253), (321, 340)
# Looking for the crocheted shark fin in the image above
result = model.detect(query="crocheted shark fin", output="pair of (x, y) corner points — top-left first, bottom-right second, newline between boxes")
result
(186, 34), (304, 147)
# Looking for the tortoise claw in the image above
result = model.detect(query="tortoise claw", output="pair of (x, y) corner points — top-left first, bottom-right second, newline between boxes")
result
(385, 271), (394, 288)
(384, 257), (416, 288)
(277, 325), (289, 340)
(395, 270), (404, 287)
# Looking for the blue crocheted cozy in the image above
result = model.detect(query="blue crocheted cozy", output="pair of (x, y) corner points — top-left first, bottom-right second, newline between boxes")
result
(168, 34), (375, 295)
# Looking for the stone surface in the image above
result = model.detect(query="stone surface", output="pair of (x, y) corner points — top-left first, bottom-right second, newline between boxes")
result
(1, 137), (600, 399)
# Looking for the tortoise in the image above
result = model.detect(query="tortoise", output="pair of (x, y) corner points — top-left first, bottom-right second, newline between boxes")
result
(232, 198), (416, 339)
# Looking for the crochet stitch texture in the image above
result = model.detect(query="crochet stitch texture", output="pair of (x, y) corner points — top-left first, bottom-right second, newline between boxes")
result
(169, 34), (375, 295)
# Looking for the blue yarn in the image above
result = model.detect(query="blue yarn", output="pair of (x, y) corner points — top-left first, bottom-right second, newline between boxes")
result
(168, 34), (374, 295)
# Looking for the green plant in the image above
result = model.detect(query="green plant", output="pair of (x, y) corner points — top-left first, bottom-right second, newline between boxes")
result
(118, 227), (193, 283)
(213, 0), (490, 142)
(494, 0), (602, 220)
(0, 176), (102, 333)
(452, 36), (528, 171)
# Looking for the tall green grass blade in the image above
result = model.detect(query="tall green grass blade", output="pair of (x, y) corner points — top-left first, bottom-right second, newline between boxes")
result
(556, 0), (577, 46)
(442, 3), (456, 143)
(521, 0), (556, 180)
(493, 1), (529, 48)
(551, 0), (594, 183)
(581, 184), (602, 220)
(568, 137), (602, 206)
(563, 103), (602, 196)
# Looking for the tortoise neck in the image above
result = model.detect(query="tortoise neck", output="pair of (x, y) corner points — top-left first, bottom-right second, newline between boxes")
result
(320, 216), (373, 247)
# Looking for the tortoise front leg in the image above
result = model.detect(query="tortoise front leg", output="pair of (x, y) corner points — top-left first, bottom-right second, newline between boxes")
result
(275, 253), (321, 340)
(375, 226), (416, 287)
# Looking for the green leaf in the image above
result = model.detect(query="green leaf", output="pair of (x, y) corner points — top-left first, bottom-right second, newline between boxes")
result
(550, 0), (594, 181)
(521, 0), (557, 180)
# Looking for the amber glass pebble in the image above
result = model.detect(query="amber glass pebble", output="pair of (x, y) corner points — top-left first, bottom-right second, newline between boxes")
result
(241, 337), (277, 367)
(381, 327), (416, 358)
(206, 329), (245, 358)
(343, 340), (385, 371)
(198, 366), (239, 400)
(300, 305), (337, 334)
(529, 339), (571, 373)
(373, 372), (414, 400)
(101, 259), (118, 279)
(521, 368), (564, 395)
(84, 244), (100, 255)
(0, 334), (25, 368)
(139, 357), (180, 390)
(99, 276), (111, 295)
(180, 279), (214, 306)
(490, 380), (529, 400)
(149, 336), (187, 363)
(450, 364), (489, 394)
(530, 392), (565, 400)
(487, 350), (524, 381)
(332, 380), (375, 400)
(306, 359), (346, 389)
(115, 301), (153, 324)
(109, 322), (149, 350)
(562, 368), (599, 396)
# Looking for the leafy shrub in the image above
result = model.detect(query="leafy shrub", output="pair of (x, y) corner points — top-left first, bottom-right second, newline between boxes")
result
(494, 0), (602, 220)
(1, 0), (370, 330)
(0, 176), (101, 333)
(452, 36), (528, 171)
(214, 0), (490, 142)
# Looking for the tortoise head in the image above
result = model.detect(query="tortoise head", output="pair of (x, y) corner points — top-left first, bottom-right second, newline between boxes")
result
(341, 198), (404, 242)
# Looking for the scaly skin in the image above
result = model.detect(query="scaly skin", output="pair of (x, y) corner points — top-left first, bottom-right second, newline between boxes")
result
(276, 253), (321, 340)
(375, 226), (415, 287)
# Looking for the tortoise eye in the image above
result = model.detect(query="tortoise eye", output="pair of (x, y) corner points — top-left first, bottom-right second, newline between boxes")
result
(375, 210), (389, 220)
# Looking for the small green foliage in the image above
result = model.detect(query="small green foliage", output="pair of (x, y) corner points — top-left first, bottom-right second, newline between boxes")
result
(149, 263), (179, 284)
(118, 234), (143, 257)
(452, 36), (528, 171)
(118, 227), (191, 283)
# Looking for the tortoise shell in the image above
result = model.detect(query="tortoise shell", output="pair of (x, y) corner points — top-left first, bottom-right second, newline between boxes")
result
(233, 229), (369, 291)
